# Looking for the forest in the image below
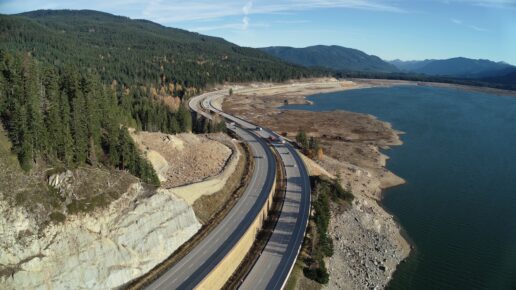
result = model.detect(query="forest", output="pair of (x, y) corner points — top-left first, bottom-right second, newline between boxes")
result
(0, 10), (314, 184)
(0, 50), (167, 185)
(0, 10), (322, 89)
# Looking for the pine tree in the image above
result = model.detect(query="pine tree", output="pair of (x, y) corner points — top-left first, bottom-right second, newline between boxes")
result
(81, 76), (102, 163)
(308, 136), (320, 151)
(0, 51), (162, 182)
(296, 130), (308, 149)
(59, 90), (74, 165)
(14, 104), (32, 170)
(23, 60), (47, 156)
(71, 90), (88, 164)
(177, 105), (192, 132)
(43, 68), (62, 158)
(117, 127), (133, 171)
(169, 114), (180, 133)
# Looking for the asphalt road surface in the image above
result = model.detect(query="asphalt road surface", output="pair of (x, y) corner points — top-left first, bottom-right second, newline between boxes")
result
(204, 93), (311, 290)
(146, 90), (310, 289)
(146, 96), (276, 290)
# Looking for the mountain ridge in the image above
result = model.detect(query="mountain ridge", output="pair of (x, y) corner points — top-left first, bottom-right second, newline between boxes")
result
(260, 45), (399, 73)
(0, 9), (318, 88)
(389, 57), (514, 78)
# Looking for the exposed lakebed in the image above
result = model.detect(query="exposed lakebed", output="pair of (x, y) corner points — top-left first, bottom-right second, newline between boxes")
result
(283, 85), (516, 289)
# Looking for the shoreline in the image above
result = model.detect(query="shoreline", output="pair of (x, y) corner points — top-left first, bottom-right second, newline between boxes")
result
(348, 78), (516, 97)
(221, 78), (412, 289)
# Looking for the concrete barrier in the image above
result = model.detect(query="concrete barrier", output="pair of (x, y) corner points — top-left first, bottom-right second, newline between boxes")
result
(195, 178), (276, 290)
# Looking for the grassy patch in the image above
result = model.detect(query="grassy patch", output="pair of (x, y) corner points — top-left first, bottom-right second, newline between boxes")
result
(49, 212), (66, 223)
(65, 167), (137, 214)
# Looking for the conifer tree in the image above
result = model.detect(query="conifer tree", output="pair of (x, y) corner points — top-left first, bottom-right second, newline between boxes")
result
(59, 90), (74, 165)
(177, 105), (192, 132)
(72, 90), (88, 164)
(44, 68), (62, 158)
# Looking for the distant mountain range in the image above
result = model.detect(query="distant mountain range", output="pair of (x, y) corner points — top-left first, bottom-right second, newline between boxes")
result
(2, 10), (513, 90)
(259, 45), (515, 88)
(260, 45), (399, 73)
(389, 57), (515, 78)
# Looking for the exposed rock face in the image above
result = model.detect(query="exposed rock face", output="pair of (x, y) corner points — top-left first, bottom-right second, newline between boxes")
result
(0, 183), (201, 290)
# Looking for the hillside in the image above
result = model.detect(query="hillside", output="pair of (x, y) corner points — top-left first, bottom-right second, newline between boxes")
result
(1, 9), (311, 179)
(389, 59), (433, 72)
(260, 45), (398, 73)
(0, 10), (317, 88)
(389, 57), (514, 78)
(482, 67), (516, 86)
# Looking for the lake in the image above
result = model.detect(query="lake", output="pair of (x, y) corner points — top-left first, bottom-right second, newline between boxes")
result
(283, 85), (516, 290)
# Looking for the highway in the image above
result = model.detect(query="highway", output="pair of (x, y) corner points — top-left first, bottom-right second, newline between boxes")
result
(203, 92), (311, 290)
(147, 88), (310, 290)
(146, 94), (276, 289)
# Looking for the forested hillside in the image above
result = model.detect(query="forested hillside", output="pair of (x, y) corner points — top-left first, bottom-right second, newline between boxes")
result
(260, 45), (398, 73)
(0, 9), (322, 183)
(0, 50), (161, 184)
(0, 10), (317, 88)
(389, 57), (514, 78)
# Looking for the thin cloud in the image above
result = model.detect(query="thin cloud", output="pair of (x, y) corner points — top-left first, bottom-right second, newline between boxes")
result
(451, 18), (488, 32)
(274, 20), (311, 24)
(242, 16), (250, 30)
(1, 0), (405, 26)
(141, 0), (405, 23)
(445, 0), (516, 9)
(242, 1), (252, 30)
(192, 21), (269, 32)
(243, 1), (252, 15)
(192, 23), (246, 32)
(469, 24), (488, 32)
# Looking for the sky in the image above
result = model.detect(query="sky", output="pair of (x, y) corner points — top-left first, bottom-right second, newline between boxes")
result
(1, 0), (515, 64)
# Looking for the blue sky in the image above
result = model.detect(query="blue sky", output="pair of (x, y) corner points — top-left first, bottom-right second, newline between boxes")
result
(1, 0), (515, 64)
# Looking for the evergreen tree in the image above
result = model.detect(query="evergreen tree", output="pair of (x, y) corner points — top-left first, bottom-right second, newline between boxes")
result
(81, 76), (102, 163)
(71, 90), (88, 164)
(58, 90), (74, 165)
(308, 136), (320, 151)
(296, 130), (308, 148)
(23, 60), (47, 155)
(177, 105), (192, 132)
(0, 50), (162, 184)
(43, 68), (62, 158)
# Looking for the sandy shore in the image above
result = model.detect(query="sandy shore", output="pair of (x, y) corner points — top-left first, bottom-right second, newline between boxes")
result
(222, 78), (411, 289)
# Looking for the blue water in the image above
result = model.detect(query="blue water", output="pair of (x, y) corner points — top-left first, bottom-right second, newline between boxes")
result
(283, 86), (516, 290)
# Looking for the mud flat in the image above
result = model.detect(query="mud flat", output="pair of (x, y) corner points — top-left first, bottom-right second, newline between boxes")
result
(223, 78), (411, 289)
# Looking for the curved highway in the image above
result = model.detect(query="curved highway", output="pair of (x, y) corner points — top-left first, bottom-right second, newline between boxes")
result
(203, 91), (311, 290)
(146, 94), (276, 289)
(147, 88), (310, 290)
